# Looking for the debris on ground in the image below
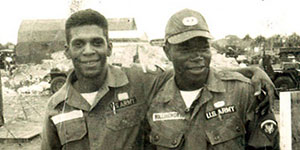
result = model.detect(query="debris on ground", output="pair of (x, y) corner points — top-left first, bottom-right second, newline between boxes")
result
(1, 45), (239, 95)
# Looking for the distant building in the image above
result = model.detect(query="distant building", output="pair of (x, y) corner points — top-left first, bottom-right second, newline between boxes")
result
(16, 18), (148, 64)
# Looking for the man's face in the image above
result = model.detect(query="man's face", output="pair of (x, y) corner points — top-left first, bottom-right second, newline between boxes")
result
(66, 25), (111, 78)
(165, 37), (211, 81)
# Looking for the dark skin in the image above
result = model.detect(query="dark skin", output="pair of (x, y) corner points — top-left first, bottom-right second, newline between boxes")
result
(164, 37), (211, 91)
(65, 25), (112, 93)
(164, 36), (276, 113)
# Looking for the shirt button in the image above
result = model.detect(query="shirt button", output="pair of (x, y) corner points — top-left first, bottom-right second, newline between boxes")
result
(214, 135), (220, 141)
(171, 139), (177, 145)
(236, 126), (241, 132)
(153, 135), (160, 142)
(185, 108), (190, 113)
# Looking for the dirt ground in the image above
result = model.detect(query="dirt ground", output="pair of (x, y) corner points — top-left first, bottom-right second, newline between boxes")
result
(0, 94), (49, 150)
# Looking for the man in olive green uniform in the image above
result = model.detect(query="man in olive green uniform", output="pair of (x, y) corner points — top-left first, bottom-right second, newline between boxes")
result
(41, 9), (276, 150)
(41, 9), (162, 150)
(145, 9), (278, 150)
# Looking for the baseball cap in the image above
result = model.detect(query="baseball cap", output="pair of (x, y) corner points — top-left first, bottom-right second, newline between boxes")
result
(165, 8), (213, 44)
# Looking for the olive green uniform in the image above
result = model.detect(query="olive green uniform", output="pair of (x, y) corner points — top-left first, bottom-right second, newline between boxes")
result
(41, 65), (163, 150)
(146, 68), (279, 150)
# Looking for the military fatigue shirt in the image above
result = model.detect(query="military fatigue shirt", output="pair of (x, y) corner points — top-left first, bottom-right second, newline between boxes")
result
(146, 68), (279, 150)
(41, 64), (161, 150)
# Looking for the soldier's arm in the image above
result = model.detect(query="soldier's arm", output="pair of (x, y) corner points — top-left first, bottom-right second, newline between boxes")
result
(227, 66), (276, 114)
(244, 84), (279, 150)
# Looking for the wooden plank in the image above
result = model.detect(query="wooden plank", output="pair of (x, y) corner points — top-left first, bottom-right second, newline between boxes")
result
(0, 121), (41, 143)
(291, 92), (300, 149)
(280, 92), (292, 150)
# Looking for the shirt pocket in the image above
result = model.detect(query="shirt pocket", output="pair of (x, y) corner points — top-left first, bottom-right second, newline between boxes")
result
(205, 115), (246, 148)
(55, 116), (87, 145)
(105, 102), (147, 131)
(149, 130), (184, 149)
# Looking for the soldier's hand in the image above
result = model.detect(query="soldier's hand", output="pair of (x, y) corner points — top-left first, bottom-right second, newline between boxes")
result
(230, 66), (277, 114)
(250, 67), (277, 114)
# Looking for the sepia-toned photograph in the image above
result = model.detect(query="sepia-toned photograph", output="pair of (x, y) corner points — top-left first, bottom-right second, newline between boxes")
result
(0, 0), (299, 149)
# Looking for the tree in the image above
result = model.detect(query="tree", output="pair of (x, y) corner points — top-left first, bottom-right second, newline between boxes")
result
(287, 33), (300, 47)
(69, 0), (84, 14)
(225, 35), (241, 45)
(254, 35), (267, 48)
(268, 34), (283, 48)
(243, 34), (252, 41)
(0, 43), (5, 50)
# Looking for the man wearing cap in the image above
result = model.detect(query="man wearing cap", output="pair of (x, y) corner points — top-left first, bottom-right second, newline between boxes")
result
(145, 8), (278, 150)
(41, 8), (275, 150)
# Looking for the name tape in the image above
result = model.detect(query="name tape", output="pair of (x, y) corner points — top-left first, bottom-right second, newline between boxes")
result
(110, 97), (137, 110)
(51, 110), (83, 125)
(206, 105), (236, 120)
(153, 112), (185, 121)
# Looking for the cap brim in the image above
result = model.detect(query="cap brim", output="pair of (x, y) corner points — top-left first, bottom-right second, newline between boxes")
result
(167, 30), (213, 44)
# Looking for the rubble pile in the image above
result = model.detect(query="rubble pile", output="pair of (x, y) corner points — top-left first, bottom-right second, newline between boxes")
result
(1, 45), (239, 95)
(2, 51), (72, 95)
(211, 48), (239, 69)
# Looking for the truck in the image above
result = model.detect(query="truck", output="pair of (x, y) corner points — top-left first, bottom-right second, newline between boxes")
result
(279, 47), (300, 62)
(261, 51), (300, 91)
(272, 62), (300, 91)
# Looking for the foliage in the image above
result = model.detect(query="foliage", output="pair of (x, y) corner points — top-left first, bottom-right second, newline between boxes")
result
(0, 42), (15, 50)
(212, 33), (300, 57)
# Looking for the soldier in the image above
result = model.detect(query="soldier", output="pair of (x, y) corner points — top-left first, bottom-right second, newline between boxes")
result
(41, 9), (276, 150)
(145, 9), (278, 150)
(41, 9), (161, 150)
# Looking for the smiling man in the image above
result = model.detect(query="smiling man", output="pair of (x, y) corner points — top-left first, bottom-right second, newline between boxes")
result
(145, 9), (279, 150)
(41, 9), (159, 150)
(41, 9), (277, 150)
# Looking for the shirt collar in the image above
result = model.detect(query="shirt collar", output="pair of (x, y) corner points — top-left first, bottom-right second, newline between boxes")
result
(105, 65), (129, 87)
(63, 65), (129, 111)
(161, 67), (226, 103)
(205, 68), (226, 93)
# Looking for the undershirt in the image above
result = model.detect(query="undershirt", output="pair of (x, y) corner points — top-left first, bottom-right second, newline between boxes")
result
(180, 88), (202, 108)
(81, 91), (98, 106)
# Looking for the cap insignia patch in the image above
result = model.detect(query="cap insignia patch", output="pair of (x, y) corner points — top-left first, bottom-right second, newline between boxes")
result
(182, 17), (198, 26)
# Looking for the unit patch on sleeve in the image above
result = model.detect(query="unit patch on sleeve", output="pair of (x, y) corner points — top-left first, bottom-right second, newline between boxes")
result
(153, 112), (185, 121)
(206, 105), (236, 120)
(260, 119), (277, 135)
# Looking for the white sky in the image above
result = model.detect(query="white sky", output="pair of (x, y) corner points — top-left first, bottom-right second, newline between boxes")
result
(0, 0), (300, 44)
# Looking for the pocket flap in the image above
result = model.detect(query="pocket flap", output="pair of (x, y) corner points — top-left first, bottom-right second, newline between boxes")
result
(55, 117), (87, 145)
(106, 102), (147, 130)
(205, 116), (246, 145)
(149, 130), (184, 148)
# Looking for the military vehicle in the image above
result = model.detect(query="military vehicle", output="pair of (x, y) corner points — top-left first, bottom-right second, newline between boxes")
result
(260, 49), (300, 91)
(0, 49), (17, 75)
(279, 47), (300, 62)
(271, 62), (300, 91)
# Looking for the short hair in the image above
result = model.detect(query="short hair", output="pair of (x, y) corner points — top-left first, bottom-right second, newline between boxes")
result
(65, 9), (109, 44)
